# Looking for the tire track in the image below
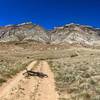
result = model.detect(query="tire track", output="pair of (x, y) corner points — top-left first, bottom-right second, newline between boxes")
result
(0, 61), (59, 100)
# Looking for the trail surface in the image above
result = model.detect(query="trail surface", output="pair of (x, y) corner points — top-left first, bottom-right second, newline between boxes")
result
(0, 61), (58, 100)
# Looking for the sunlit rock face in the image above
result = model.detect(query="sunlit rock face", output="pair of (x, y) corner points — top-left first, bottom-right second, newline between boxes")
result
(0, 22), (48, 43)
(0, 22), (100, 46)
(49, 23), (100, 45)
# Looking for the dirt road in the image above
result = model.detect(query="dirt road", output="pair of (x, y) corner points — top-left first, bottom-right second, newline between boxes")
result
(0, 61), (58, 100)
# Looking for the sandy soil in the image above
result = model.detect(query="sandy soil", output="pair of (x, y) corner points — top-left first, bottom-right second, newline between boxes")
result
(0, 61), (58, 100)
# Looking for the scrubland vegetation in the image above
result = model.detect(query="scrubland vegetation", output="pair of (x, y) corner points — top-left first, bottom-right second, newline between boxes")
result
(0, 42), (100, 100)
(48, 48), (100, 100)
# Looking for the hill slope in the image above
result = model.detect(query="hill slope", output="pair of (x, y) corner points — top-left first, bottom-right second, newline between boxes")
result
(0, 22), (100, 46)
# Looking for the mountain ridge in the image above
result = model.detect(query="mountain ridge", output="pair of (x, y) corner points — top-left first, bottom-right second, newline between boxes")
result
(0, 22), (100, 46)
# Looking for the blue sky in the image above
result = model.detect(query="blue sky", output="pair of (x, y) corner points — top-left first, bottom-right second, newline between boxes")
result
(0, 0), (100, 29)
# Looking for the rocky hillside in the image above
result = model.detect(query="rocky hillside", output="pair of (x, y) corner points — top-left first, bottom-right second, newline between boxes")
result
(49, 23), (100, 45)
(0, 22), (48, 43)
(0, 22), (100, 46)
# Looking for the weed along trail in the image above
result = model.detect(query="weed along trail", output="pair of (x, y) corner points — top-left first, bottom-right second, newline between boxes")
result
(0, 61), (59, 100)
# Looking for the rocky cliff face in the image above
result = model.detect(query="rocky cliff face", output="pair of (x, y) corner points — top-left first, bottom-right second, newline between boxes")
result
(0, 22), (48, 43)
(0, 22), (100, 46)
(49, 23), (100, 45)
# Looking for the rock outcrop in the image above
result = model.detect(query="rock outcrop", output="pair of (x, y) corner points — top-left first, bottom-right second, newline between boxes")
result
(0, 22), (48, 43)
(49, 23), (100, 45)
(0, 22), (100, 46)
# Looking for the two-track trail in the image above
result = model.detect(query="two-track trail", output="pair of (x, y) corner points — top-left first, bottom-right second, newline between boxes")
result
(0, 61), (59, 100)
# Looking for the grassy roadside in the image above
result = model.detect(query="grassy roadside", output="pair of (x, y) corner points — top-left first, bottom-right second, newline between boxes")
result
(48, 49), (100, 100)
(0, 59), (33, 86)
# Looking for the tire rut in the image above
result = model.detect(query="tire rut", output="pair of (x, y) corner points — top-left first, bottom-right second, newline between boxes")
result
(0, 61), (59, 100)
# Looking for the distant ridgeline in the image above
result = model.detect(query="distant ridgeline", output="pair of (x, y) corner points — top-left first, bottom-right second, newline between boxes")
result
(0, 22), (100, 46)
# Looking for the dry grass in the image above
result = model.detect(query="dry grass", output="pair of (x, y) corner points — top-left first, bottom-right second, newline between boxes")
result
(48, 48), (100, 100)
(0, 57), (32, 85)
(0, 42), (100, 100)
